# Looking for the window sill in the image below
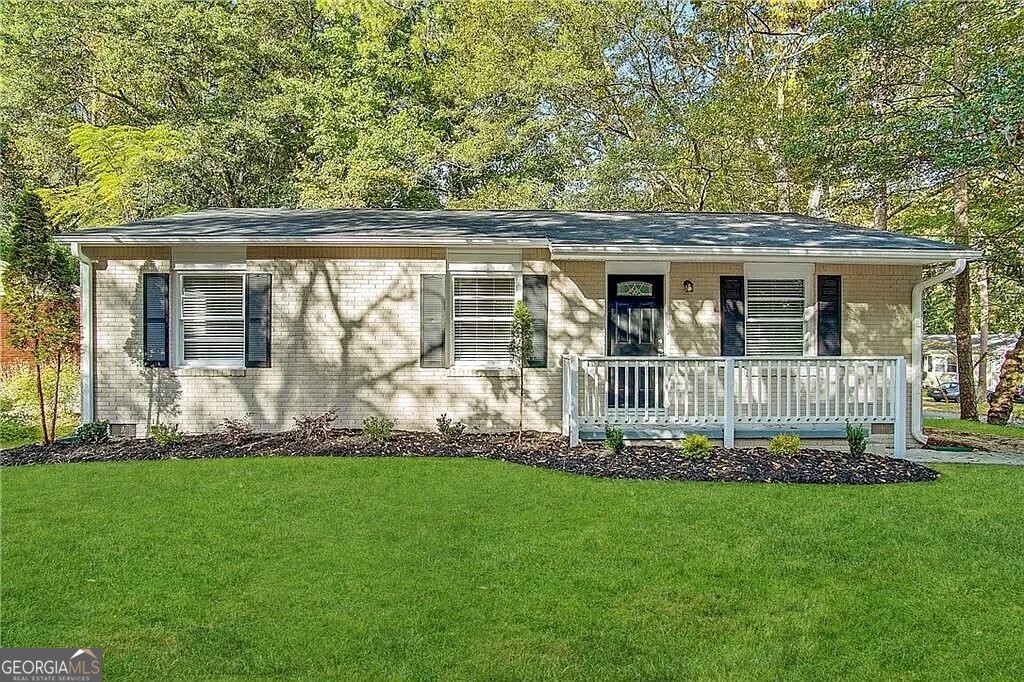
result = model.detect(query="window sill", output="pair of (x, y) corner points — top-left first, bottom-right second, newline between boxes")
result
(447, 365), (518, 378)
(176, 367), (247, 377)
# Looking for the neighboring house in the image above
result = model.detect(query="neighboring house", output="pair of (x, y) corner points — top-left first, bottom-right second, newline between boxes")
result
(55, 209), (980, 454)
(923, 333), (1020, 393)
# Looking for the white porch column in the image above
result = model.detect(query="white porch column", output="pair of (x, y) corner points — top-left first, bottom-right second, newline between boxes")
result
(893, 356), (908, 458)
(562, 354), (580, 447)
(723, 357), (736, 448)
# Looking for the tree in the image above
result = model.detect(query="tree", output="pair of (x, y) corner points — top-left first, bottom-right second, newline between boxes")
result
(1, 190), (78, 444)
(986, 331), (1023, 426)
(508, 301), (534, 445)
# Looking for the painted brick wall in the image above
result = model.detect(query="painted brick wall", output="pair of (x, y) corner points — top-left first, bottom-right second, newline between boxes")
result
(86, 246), (920, 444)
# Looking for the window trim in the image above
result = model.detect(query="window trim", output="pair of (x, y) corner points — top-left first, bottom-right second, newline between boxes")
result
(449, 273), (522, 369)
(742, 263), (814, 357)
(174, 271), (248, 369)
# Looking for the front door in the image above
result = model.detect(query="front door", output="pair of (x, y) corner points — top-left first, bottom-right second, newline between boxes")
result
(607, 275), (664, 409)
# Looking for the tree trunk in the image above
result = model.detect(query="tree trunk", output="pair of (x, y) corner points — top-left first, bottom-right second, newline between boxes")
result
(987, 329), (1023, 426)
(873, 179), (888, 230)
(976, 262), (989, 392)
(807, 179), (824, 217)
(35, 360), (50, 445)
(50, 350), (62, 443)
(953, 175), (978, 419)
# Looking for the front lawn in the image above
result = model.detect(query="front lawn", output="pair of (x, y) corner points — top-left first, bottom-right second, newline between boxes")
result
(924, 418), (1024, 439)
(3, 458), (1023, 679)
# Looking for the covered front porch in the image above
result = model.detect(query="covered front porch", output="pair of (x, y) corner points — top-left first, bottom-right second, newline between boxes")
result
(562, 355), (907, 456)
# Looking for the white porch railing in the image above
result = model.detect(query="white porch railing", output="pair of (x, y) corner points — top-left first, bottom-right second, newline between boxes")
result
(562, 355), (907, 457)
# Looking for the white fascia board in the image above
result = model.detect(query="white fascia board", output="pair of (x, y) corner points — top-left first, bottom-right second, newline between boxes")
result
(549, 244), (983, 264)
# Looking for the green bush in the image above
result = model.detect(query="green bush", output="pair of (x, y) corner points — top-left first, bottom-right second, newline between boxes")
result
(679, 433), (712, 458)
(846, 422), (869, 457)
(604, 425), (625, 456)
(436, 413), (466, 443)
(363, 416), (395, 443)
(151, 423), (184, 446)
(0, 364), (80, 417)
(0, 411), (37, 444)
(767, 433), (801, 456)
(75, 420), (109, 444)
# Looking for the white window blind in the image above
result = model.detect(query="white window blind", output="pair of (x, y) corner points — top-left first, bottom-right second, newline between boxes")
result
(745, 279), (806, 356)
(180, 274), (245, 365)
(452, 276), (516, 363)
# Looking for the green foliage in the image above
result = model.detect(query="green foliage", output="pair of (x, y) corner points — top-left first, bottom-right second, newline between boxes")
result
(150, 422), (184, 446)
(679, 434), (712, 458)
(75, 420), (110, 444)
(0, 411), (37, 445)
(603, 425), (625, 457)
(509, 301), (534, 369)
(362, 415), (395, 443)
(767, 433), (802, 456)
(436, 413), (466, 444)
(846, 422), (869, 458)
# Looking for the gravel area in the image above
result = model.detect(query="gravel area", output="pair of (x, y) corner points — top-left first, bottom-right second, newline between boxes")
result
(0, 430), (940, 484)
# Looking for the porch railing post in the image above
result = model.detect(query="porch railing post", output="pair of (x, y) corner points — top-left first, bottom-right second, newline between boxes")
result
(563, 354), (580, 447)
(893, 356), (907, 458)
(724, 357), (736, 448)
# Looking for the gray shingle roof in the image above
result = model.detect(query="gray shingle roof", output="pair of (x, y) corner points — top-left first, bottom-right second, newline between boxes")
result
(56, 208), (974, 258)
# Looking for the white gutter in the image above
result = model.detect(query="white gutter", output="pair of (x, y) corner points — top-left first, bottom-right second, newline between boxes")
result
(53, 235), (551, 248)
(550, 244), (982, 264)
(69, 244), (95, 423)
(911, 258), (968, 445)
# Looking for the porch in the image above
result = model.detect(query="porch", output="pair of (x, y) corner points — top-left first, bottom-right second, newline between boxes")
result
(562, 355), (907, 456)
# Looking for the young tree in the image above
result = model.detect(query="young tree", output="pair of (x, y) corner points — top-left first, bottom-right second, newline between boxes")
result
(508, 301), (534, 445)
(1, 190), (78, 444)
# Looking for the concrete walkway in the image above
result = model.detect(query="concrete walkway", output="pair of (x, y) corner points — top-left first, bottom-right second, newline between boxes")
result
(896, 448), (1024, 466)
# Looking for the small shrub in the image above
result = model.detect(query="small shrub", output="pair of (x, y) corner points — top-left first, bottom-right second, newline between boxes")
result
(0, 411), (37, 444)
(75, 420), (110, 444)
(767, 433), (801, 456)
(363, 415), (395, 443)
(151, 422), (184, 446)
(219, 417), (255, 445)
(436, 413), (466, 444)
(604, 425), (625, 456)
(846, 422), (869, 457)
(293, 410), (336, 441)
(679, 433), (712, 458)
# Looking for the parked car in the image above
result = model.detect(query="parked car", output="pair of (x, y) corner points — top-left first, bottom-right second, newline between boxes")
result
(928, 382), (960, 402)
(986, 385), (1024, 404)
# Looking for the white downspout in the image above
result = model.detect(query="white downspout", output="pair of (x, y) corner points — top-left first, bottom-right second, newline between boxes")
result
(70, 244), (95, 423)
(912, 258), (967, 445)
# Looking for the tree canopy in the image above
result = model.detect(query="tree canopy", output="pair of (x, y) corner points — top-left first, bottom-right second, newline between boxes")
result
(1, 0), (1022, 333)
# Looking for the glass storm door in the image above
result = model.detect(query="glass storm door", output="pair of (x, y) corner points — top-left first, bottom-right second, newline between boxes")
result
(607, 275), (664, 410)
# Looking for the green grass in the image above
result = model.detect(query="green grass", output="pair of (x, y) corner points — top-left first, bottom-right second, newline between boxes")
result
(3, 458), (1024, 679)
(924, 417), (1024, 439)
(0, 416), (78, 450)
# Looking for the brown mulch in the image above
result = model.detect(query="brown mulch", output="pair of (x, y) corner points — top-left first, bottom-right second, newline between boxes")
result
(0, 430), (940, 485)
(924, 428), (1024, 454)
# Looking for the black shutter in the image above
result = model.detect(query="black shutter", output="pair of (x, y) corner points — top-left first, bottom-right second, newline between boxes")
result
(720, 276), (745, 356)
(245, 273), (272, 368)
(523, 274), (548, 368)
(143, 273), (169, 367)
(817, 275), (842, 356)
(420, 273), (446, 368)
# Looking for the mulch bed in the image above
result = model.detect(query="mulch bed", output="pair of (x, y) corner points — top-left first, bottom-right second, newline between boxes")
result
(0, 430), (939, 485)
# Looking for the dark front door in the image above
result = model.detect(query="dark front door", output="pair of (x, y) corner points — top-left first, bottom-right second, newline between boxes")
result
(607, 275), (664, 409)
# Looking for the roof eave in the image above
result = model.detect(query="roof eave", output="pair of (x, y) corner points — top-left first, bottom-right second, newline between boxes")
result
(54, 235), (551, 248)
(548, 244), (983, 265)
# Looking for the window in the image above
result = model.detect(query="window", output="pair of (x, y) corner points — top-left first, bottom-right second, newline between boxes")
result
(452, 276), (517, 364)
(745, 279), (806, 356)
(615, 280), (654, 297)
(178, 273), (245, 366)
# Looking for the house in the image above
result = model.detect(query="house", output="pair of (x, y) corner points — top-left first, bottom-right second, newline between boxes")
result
(923, 333), (1020, 393)
(55, 209), (980, 455)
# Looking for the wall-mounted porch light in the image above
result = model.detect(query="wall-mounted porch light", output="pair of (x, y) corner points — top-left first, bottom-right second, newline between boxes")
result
(683, 279), (695, 293)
